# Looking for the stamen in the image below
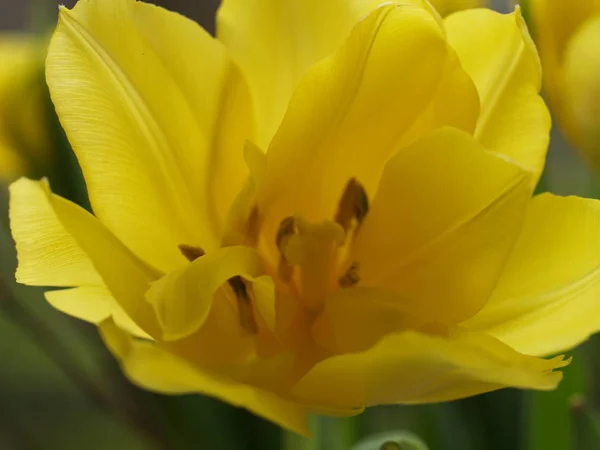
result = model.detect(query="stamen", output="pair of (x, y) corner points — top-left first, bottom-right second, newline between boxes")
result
(276, 216), (296, 252)
(178, 244), (205, 262)
(276, 216), (297, 282)
(246, 206), (260, 245)
(339, 261), (361, 288)
(228, 276), (259, 334)
(335, 178), (369, 232)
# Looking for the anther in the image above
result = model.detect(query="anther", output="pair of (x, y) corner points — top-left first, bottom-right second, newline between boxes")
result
(276, 216), (296, 252)
(178, 244), (205, 262)
(335, 178), (369, 232)
(339, 261), (360, 288)
(228, 276), (259, 334)
(246, 206), (260, 245)
(276, 216), (297, 282)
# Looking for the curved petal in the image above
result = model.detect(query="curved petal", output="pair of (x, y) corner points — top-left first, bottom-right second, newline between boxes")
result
(429, 0), (487, 16)
(292, 328), (568, 408)
(313, 287), (422, 353)
(352, 128), (531, 324)
(10, 178), (154, 338)
(218, 0), (438, 147)
(46, 0), (253, 272)
(46, 285), (150, 339)
(100, 319), (309, 436)
(257, 3), (449, 258)
(465, 194), (600, 356)
(45, 286), (111, 324)
(146, 246), (264, 340)
(445, 8), (550, 184)
(561, 15), (600, 166)
(10, 177), (102, 287)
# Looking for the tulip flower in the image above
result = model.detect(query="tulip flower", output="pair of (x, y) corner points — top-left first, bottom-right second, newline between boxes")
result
(10, 0), (600, 434)
(0, 35), (50, 180)
(524, 0), (600, 168)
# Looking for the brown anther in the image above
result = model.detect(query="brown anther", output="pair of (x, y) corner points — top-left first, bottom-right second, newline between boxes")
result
(276, 216), (296, 251)
(275, 216), (297, 283)
(339, 261), (360, 288)
(228, 276), (259, 334)
(246, 206), (260, 245)
(178, 244), (205, 262)
(334, 178), (369, 232)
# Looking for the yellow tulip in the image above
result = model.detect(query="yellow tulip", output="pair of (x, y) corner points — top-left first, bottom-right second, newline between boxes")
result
(9, 0), (600, 434)
(0, 35), (50, 180)
(524, 0), (600, 167)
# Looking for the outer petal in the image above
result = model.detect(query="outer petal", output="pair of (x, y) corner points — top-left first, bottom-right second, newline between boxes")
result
(46, 0), (253, 272)
(45, 287), (111, 324)
(445, 8), (550, 185)
(46, 286), (150, 339)
(465, 194), (600, 356)
(10, 177), (103, 287)
(352, 128), (531, 324)
(292, 328), (568, 408)
(217, 0), (436, 147)
(100, 319), (309, 436)
(10, 178), (158, 337)
(257, 4), (449, 257)
(146, 246), (264, 340)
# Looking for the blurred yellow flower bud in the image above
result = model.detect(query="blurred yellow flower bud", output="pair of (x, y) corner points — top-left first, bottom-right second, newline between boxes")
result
(0, 35), (51, 180)
(525, 0), (600, 168)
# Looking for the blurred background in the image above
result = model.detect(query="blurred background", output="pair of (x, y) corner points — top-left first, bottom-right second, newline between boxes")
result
(0, 1), (599, 449)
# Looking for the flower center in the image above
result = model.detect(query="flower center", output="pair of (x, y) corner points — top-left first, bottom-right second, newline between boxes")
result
(272, 178), (370, 312)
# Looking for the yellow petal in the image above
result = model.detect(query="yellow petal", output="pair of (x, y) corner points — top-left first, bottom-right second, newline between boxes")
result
(561, 15), (600, 165)
(45, 286), (111, 324)
(399, 46), (480, 148)
(100, 319), (309, 436)
(46, 0), (253, 272)
(11, 178), (155, 339)
(445, 8), (550, 184)
(31, 181), (162, 338)
(429, 0), (487, 16)
(465, 194), (600, 356)
(146, 246), (264, 340)
(218, 0), (419, 147)
(313, 287), (421, 353)
(166, 287), (257, 367)
(292, 328), (568, 408)
(257, 3), (448, 257)
(352, 127), (531, 324)
(10, 177), (103, 287)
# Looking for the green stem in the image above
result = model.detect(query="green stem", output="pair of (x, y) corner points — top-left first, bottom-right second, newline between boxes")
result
(284, 415), (360, 450)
